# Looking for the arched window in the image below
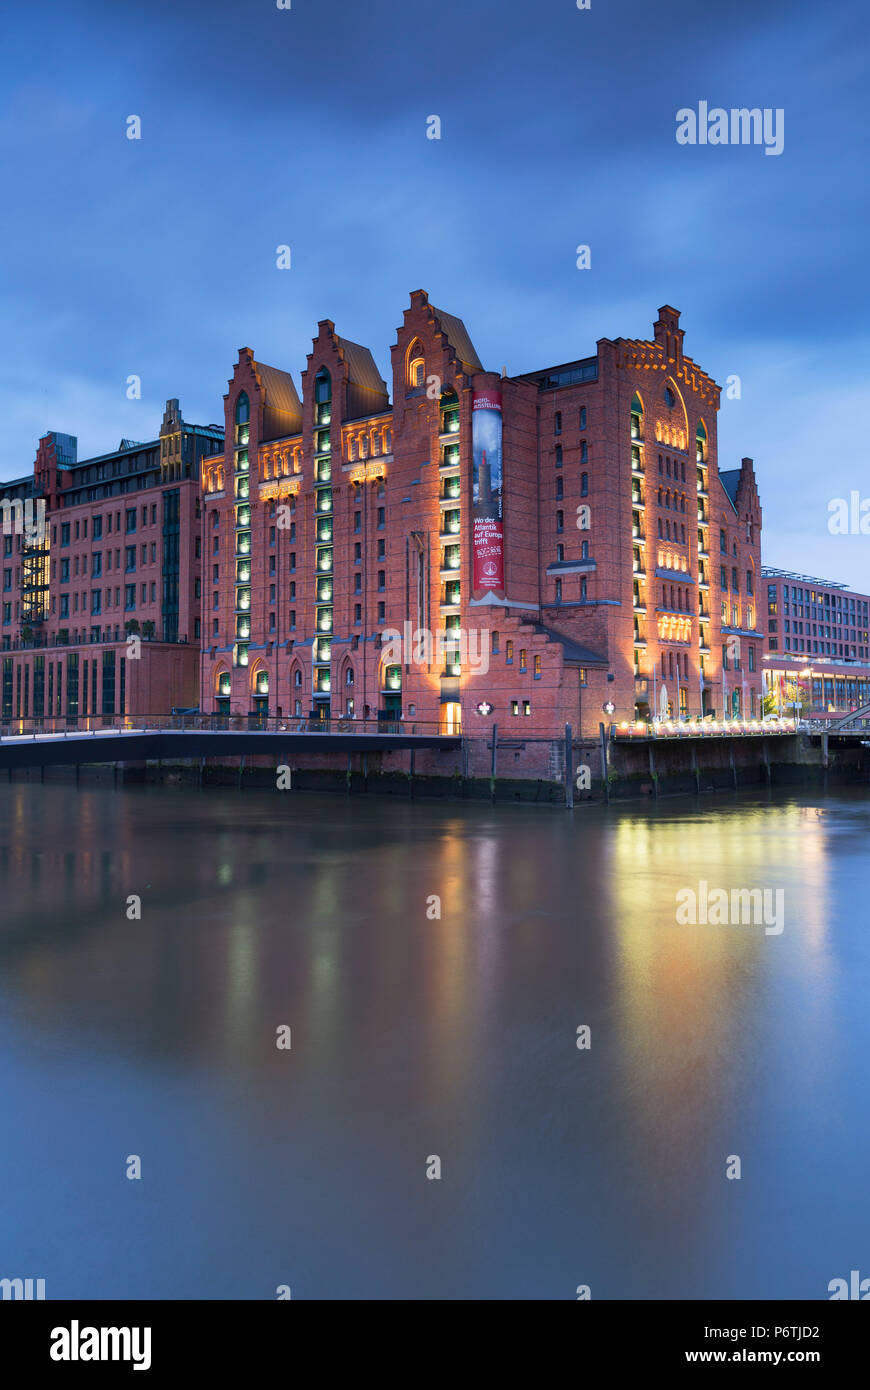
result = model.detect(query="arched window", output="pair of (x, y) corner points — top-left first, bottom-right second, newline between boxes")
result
(630, 392), (643, 439)
(407, 341), (425, 388)
(314, 368), (331, 404)
(440, 388), (459, 436)
(664, 385), (676, 408)
(345, 666), (354, 687)
(696, 420), (707, 464)
(235, 392), (250, 425)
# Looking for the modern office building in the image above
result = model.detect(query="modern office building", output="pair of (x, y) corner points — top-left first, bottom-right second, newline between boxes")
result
(200, 294), (764, 737)
(1, 401), (222, 723)
(762, 567), (870, 720)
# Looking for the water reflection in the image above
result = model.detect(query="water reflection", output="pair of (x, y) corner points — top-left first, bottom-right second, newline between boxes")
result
(0, 783), (867, 1299)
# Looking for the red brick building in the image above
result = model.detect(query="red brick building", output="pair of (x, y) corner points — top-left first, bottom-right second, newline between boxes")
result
(1, 402), (221, 725)
(200, 294), (764, 739)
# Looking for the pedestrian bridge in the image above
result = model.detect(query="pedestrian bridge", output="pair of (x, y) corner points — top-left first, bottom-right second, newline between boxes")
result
(0, 714), (461, 772)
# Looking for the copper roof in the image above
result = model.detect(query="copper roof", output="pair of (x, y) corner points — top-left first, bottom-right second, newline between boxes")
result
(430, 306), (483, 375)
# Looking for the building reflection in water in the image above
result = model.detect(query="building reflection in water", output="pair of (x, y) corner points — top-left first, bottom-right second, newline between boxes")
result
(606, 804), (832, 1240)
(0, 781), (864, 1298)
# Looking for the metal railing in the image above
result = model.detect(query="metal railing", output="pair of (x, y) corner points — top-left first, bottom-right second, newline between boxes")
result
(612, 716), (800, 740)
(0, 713), (462, 741)
(2, 632), (186, 652)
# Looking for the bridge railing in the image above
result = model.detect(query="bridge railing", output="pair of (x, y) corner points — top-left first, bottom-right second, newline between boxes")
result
(0, 713), (461, 740)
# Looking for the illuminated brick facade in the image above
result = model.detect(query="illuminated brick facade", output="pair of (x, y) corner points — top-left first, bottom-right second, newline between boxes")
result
(200, 295), (764, 737)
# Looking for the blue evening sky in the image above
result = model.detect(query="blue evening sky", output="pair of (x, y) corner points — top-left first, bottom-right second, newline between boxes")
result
(1, 0), (868, 585)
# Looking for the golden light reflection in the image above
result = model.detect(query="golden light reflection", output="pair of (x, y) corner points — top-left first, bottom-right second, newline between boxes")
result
(607, 805), (833, 1197)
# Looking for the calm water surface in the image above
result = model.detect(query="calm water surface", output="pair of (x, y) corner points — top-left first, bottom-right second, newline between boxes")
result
(1, 782), (868, 1299)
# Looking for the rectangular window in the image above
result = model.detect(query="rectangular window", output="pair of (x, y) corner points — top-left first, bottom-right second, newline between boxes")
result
(1, 657), (12, 720)
(33, 655), (44, 719)
(102, 650), (115, 714)
(66, 654), (79, 721)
